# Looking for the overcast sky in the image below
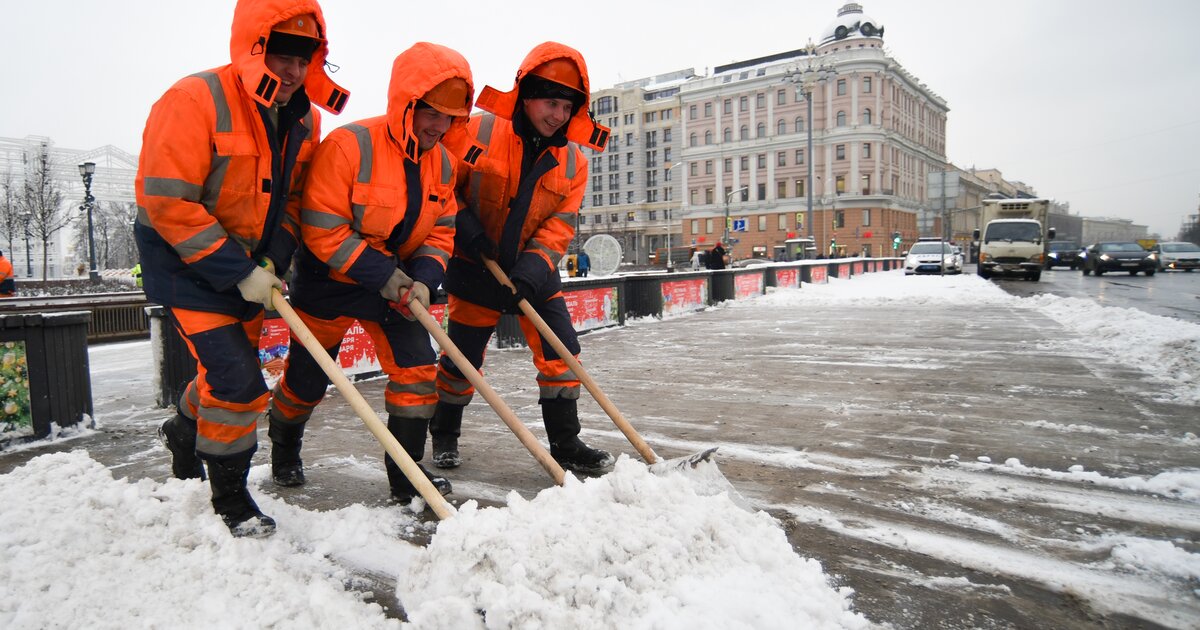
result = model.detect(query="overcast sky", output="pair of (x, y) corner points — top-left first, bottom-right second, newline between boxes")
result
(3, 0), (1198, 236)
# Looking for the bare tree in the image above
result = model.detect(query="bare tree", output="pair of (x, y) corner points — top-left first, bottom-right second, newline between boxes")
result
(0, 170), (23, 269)
(74, 200), (137, 269)
(20, 144), (73, 280)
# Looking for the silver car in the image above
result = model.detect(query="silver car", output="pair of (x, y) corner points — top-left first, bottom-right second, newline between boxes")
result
(1151, 242), (1200, 272)
(904, 242), (963, 275)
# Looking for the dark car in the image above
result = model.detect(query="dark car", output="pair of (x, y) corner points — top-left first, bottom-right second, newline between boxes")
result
(1045, 241), (1081, 269)
(1081, 242), (1157, 276)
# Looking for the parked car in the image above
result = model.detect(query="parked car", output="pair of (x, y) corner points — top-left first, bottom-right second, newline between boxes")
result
(904, 242), (963, 275)
(1081, 242), (1157, 276)
(1045, 240), (1082, 270)
(1150, 241), (1200, 272)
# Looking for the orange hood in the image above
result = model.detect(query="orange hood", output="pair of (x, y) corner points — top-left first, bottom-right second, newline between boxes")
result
(474, 41), (609, 151)
(385, 42), (475, 161)
(229, 0), (349, 113)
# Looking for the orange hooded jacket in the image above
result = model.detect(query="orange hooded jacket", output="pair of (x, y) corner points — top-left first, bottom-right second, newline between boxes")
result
(290, 42), (471, 317)
(134, 0), (348, 315)
(0, 254), (13, 296)
(446, 42), (609, 300)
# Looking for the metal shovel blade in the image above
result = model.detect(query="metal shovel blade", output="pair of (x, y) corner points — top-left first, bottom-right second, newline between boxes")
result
(648, 448), (753, 511)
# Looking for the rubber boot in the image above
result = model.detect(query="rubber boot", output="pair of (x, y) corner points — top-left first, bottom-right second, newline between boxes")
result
(205, 449), (276, 538)
(385, 415), (452, 502)
(159, 413), (206, 480)
(267, 410), (306, 487)
(541, 397), (615, 474)
(429, 402), (465, 469)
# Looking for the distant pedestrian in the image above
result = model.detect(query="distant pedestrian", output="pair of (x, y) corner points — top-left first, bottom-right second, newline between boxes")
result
(131, 263), (143, 288)
(576, 251), (590, 277)
(707, 242), (727, 270)
(0, 250), (14, 297)
(566, 256), (575, 277)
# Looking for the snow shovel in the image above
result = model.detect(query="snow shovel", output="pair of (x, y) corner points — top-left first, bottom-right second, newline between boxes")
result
(268, 289), (456, 520)
(483, 259), (719, 473)
(393, 295), (567, 486)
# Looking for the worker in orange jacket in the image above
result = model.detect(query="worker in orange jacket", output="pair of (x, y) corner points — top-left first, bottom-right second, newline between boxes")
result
(0, 250), (14, 297)
(431, 42), (614, 474)
(265, 42), (472, 503)
(134, 0), (348, 537)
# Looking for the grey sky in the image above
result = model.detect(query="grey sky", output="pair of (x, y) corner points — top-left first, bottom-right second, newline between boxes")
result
(3, 0), (1198, 236)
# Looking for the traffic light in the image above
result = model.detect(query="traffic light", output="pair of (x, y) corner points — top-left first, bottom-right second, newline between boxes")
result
(892, 232), (902, 250)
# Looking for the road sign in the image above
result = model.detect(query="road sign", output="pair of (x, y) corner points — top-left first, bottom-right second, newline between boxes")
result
(732, 218), (747, 232)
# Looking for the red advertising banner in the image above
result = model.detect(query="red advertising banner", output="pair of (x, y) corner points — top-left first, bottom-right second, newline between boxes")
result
(662, 278), (708, 316)
(809, 265), (828, 284)
(564, 287), (619, 332)
(734, 272), (764, 299)
(852, 261), (864, 275)
(775, 268), (800, 288)
(838, 263), (851, 279)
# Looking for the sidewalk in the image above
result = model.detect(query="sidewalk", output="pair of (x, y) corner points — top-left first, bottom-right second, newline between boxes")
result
(5, 272), (1199, 629)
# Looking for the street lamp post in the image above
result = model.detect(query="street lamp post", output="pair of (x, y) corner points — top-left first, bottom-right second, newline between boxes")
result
(665, 162), (684, 270)
(78, 162), (98, 282)
(724, 185), (749, 248)
(19, 211), (32, 278)
(784, 41), (837, 243)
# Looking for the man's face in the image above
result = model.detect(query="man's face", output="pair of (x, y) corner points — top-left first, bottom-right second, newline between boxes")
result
(265, 54), (310, 105)
(412, 108), (453, 151)
(522, 97), (574, 137)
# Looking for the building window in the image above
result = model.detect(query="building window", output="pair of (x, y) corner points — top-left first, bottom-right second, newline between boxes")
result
(646, 170), (657, 186)
(757, 154), (766, 168)
(662, 109), (673, 120)
(834, 210), (845, 228)
(690, 162), (698, 176)
(862, 208), (871, 226)
(627, 191), (634, 203)
(862, 174), (871, 195)
(836, 111), (846, 127)
(723, 98), (732, 114)
(723, 128), (732, 142)
(705, 188), (714, 204)
(777, 119), (786, 135)
(739, 125), (748, 140)
(837, 79), (846, 96)
(691, 219), (699, 234)
(664, 147), (672, 163)
(757, 183), (766, 201)
(756, 122), (765, 138)
(835, 175), (845, 194)
(704, 130), (713, 145)
(689, 133), (697, 147)
(579, 214), (588, 225)
(663, 128), (672, 142)
(795, 149), (804, 164)
(705, 218), (714, 233)
(778, 213), (788, 230)
(862, 108), (872, 125)
(610, 213), (619, 223)
(592, 195), (602, 207)
(756, 93), (765, 109)
(689, 104), (697, 119)
(644, 112), (656, 123)
(723, 157), (732, 172)
(758, 214), (767, 231)
(627, 211), (636, 222)
(777, 180), (787, 198)
(796, 179), (806, 197)
(627, 172), (633, 184)
(649, 210), (656, 221)
(862, 143), (871, 159)
(739, 95), (748, 110)
(704, 102), (713, 117)
(863, 76), (872, 94)
(777, 151), (786, 167)
(626, 153), (633, 165)
(705, 160), (713, 174)
(836, 144), (845, 160)
(690, 189), (698, 205)
(739, 156), (749, 170)
(794, 117), (804, 132)
(777, 89), (786, 105)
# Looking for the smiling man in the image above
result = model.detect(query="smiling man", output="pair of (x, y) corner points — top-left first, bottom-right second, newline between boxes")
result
(431, 42), (614, 475)
(263, 42), (473, 506)
(135, 0), (348, 537)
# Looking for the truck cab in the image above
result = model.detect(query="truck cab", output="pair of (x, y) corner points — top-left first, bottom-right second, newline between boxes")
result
(973, 198), (1055, 281)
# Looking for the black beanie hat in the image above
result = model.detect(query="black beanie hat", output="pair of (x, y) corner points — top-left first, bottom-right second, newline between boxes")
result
(519, 74), (585, 109)
(266, 32), (320, 61)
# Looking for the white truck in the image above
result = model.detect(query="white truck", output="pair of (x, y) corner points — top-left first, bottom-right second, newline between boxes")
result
(972, 197), (1056, 282)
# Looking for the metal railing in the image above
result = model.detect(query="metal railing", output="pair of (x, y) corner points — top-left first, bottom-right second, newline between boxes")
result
(0, 292), (150, 343)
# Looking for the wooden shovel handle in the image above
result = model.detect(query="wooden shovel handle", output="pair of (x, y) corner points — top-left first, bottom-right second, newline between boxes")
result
(483, 258), (660, 464)
(269, 290), (455, 520)
(407, 299), (566, 486)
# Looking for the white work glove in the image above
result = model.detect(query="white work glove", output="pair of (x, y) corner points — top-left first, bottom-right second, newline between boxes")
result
(395, 281), (430, 321)
(237, 265), (282, 308)
(379, 268), (413, 303)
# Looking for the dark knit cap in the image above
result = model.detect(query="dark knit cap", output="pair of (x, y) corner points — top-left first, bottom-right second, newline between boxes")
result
(266, 32), (319, 61)
(519, 74), (585, 108)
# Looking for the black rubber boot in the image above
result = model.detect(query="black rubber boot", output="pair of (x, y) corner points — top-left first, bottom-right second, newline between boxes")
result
(159, 413), (206, 480)
(267, 411), (306, 487)
(205, 449), (276, 538)
(385, 415), (452, 502)
(429, 402), (465, 469)
(542, 397), (615, 474)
